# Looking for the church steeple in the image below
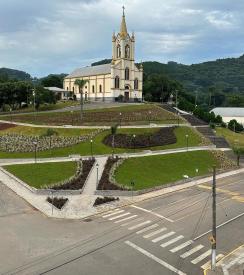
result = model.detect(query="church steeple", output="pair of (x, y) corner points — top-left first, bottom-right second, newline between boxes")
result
(120, 6), (128, 39)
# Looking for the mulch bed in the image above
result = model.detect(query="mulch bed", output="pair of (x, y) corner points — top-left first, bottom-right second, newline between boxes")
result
(97, 157), (126, 190)
(93, 196), (119, 207)
(103, 127), (177, 149)
(0, 123), (17, 131)
(46, 197), (68, 210)
(52, 159), (95, 190)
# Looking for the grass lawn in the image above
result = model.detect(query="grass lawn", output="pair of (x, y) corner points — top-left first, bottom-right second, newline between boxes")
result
(216, 127), (244, 148)
(114, 151), (219, 190)
(0, 126), (203, 159)
(0, 104), (184, 126)
(4, 161), (77, 189)
(0, 125), (96, 136)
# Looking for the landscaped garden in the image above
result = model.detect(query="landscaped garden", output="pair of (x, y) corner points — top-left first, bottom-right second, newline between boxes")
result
(0, 104), (184, 126)
(113, 151), (220, 190)
(216, 127), (244, 149)
(0, 126), (205, 158)
(4, 161), (77, 189)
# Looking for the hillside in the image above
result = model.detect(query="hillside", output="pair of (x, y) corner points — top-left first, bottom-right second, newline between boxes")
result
(0, 68), (31, 81)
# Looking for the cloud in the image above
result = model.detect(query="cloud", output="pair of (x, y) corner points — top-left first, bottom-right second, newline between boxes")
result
(0, 0), (244, 76)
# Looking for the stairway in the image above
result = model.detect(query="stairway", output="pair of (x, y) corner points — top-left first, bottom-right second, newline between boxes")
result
(160, 104), (178, 114)
(181, 114), (208, 126)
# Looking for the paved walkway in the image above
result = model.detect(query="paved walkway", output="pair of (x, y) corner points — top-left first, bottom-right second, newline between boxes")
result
(82, 157), (107, 195)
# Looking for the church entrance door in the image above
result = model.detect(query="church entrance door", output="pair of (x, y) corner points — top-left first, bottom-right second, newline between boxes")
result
(124, 85), (130, 102)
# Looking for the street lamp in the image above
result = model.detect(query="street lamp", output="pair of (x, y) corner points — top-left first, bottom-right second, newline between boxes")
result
(185, 135), (189, 151)
(133, 134), (136, 153)
(119, 112), (122, 128)
(9, 108), (12, 123)
(90, 139), (93, 158)
(33, 141), (37, 163)
(96, 163), (99, 188)
(148, 111), (152, 125)
(131, 180), (135, 198)
(71, 111), (74, 125)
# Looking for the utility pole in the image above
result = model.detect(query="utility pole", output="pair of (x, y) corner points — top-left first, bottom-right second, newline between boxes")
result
(195, 90), (198, 109)
(211, 165), (217, 270)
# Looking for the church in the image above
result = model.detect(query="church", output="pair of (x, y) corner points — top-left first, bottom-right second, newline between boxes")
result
(63, 8), (143, 102)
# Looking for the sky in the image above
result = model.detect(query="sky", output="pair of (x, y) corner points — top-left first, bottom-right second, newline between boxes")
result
(0, 0), (244, 77)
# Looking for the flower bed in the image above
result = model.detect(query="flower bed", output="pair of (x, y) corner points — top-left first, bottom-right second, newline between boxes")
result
(0, 129), (102, 153)
(93, 196), (119, 207)
(46, 197), (68, 210)
(103, 127), (177, 149)
(97, 157), (127, 190)
(49, 159), (95, 190)
(0, 123), (17, 131)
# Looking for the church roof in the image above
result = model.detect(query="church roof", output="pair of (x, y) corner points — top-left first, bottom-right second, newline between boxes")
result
(66, 64), (111, 78)
(120, 8), (128, 39)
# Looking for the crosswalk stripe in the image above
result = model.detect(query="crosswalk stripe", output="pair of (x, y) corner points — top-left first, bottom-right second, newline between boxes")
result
(109, 212), (130, 221)
(114, 215), (138, 224)
(136, 224), (159, 234)
(121, 218), (144, 227)
(180, 245), (204, 259)
(143, 228), (167, 239)
(170, 240), (194, 253)
(191, 249), (212, 264)
(102, 210), (124, 218)
(160, 235), (184, 248)
(152, 231), (175, 243)
(201, 254), (224, 270)
(128, 220), (151, 230)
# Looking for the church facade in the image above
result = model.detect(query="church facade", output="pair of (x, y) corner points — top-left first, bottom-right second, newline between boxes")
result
(63, 9), (143, 102)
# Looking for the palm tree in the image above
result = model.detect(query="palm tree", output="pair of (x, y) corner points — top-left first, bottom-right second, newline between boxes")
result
(74, 79), (88, 120)
(111, 124), (118, 157)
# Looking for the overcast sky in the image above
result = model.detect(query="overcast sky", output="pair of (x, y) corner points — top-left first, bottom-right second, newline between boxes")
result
(0, 0), (244, 77)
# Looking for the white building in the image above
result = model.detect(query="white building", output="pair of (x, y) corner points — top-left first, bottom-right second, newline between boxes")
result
(211, 107), (244, 125)
(63, 9), (143, 102)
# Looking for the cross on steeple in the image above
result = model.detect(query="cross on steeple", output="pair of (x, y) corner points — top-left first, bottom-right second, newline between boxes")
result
(122, 6), (125, 16)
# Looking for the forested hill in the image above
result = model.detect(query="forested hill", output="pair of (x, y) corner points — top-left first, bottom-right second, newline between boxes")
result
(143, 55), (244, 92)
(0, 68), (31, 81)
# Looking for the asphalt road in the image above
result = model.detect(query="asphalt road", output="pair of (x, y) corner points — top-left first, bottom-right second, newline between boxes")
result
(0, 173), (244, 275)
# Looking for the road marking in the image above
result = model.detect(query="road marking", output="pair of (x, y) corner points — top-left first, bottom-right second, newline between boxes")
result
(136, 224), (159, 234)
(143, 228), (167, 239)
(128, 220), (151, 230)
(222, 254), (244, 275)
(201, 254), (224, 270)
(131, 205), (174, 222)
(109, 212), (131, 220)
(121, 218), (144, 227)
(180, 245), (204, 258)
(191, 249), (211, 264)
(152, 231), (175, 243)
(160, 235), (184, 248)
(103, 210), (124, 218)
(125, 241), (187, 275)
(114, 215), (138, 223)
(194, 211), (244, 240)
(170, 240), (194, 253)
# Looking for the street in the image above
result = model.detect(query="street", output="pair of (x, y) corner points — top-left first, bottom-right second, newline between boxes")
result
(0, 173), (244, 275)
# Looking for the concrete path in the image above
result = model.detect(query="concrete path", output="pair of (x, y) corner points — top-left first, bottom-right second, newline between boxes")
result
(0, 145), (231, 166)
(82, 157), (107, 195)
(0, 119), (188, 129)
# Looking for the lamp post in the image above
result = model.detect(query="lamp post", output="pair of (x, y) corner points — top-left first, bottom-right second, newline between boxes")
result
(9, 108), (12, 123)
(119, 112), (122, 128)
(148, 111), (152, 125)
(131, 180), (135, 198)
(185, 135), (189, 151)
(96, 163), (99, 188)
(32, 88), (37, 122)
(71, 111), (73, 125)
(33, 141), (37, 163)
(133, 134), (136, 153)
(90, 139), (93, 158)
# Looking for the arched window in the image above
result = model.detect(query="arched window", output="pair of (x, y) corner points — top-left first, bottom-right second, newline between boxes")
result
(125, 45), (130, 58)
(66, 87), (69, 91)
(125, 67), (129, 80)
(115, 76), (120, 89)
(72, 87), (75, 92)
(99, 85), (102, 93)
(134, 78), (139, 90)
(117, 45), (121, 58)
(92, 85), (95, 93)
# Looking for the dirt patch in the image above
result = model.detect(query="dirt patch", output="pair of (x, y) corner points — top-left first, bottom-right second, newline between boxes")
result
(103, 127), (177, 149)
(0, 123), (17, 131)
(46, 197), (68, 210)
(93, 197), (119, 207)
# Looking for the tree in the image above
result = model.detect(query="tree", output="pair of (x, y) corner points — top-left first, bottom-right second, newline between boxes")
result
(228, 119), (243, 133)
(41, 74), (66, 88)
(111, 124), (118, 157)
(74, 79), (88, 120)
